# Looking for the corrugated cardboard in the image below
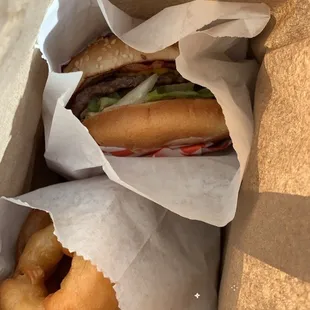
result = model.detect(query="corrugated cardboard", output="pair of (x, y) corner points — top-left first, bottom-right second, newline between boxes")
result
(0, 0), (309, 309)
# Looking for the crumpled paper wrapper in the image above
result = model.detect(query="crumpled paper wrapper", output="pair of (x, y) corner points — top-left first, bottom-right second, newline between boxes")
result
(39, 0), (270, 226)
(0, 176), (220, 310)
(100, 139), (232, 157)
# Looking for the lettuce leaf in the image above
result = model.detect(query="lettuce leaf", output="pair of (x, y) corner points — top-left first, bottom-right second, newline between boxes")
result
(197, 88), (214, 97)
(87, 98), (101, 112)
(98, 97), (119, 110)
(154, 83), (195, 93)
(86, 83), (214, 116)
(87, 94), (120, 112)
(146, 84), (214, 102)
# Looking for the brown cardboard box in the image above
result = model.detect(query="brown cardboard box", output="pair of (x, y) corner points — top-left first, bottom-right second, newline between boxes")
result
(0, 0), (309, 309)
(0, 0), (62, 196)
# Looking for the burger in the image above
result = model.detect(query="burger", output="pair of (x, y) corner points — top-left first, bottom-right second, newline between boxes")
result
(63, 35), (230, 155)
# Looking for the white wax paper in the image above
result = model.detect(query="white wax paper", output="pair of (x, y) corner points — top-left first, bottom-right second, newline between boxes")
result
(0, 177), (220, 309)
(39, 0), (270, 226)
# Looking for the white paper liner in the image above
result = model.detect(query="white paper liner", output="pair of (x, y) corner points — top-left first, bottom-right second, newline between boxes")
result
(39, 0), (270, 227)
(0, 177), (220, 309)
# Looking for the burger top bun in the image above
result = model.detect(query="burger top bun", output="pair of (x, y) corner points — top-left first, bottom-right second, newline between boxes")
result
(83, 98), (229, 150)
(63, 35), (180, 88)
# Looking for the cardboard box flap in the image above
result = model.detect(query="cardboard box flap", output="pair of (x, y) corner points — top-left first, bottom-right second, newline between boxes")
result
(220, 0), (310, 307)
(0, 1), (52, 196)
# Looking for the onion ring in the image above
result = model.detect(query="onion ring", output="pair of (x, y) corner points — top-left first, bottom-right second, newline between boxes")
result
(15, 224), (64, 282)
(16, 210), (52, 261)
(45, 255), (72, 294)
(0, 274), (47, 310)
(44, 255), (118, 310)
(1, 221), (118, 309)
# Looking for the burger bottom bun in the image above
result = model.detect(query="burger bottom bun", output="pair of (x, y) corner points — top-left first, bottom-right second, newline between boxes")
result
(83, 98), (229, 150)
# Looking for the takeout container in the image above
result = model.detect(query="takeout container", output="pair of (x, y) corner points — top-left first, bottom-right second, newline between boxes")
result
(1, 0), (310, 309)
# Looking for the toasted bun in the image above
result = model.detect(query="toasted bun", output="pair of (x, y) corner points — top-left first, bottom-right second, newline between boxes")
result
(83, 99), (229, 150)
(63, 35), (179, 88)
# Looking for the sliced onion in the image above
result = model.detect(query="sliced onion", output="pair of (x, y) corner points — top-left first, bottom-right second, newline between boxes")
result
(105, 74), (158, 111)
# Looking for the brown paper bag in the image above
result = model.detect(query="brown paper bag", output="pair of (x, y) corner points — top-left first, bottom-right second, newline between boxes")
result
(0, 0), (309, 309)
(219, 0), (310, 308)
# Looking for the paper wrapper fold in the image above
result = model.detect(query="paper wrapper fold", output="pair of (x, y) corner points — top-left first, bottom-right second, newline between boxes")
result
(39, 0), (270, 226)
(1, 177), (220, 310)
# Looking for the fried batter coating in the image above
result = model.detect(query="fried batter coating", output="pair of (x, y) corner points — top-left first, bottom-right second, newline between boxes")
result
(16, 210), (52, 260)
(45, 255), (73, 294)
(1, 220), (118, 310)
(44, 255), (118, 310)
(15, 225), (64, 282)
(0, 274), (47, 310)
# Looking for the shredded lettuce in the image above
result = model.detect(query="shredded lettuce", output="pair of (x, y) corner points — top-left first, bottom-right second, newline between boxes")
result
(87, 93), (120, 113)
(105, 74), (158, 111)
(85, 83), (214, 117)
(87, 98), (101, 112)
(197, 88), (214, 97)
(154, 83), (195, 93)
(98, 97), (119, 110)
(146, 84), (214, 102)
(146, 90), (201, 101)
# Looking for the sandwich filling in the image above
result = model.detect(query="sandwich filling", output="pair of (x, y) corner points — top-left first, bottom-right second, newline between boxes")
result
(70, 61), (214, 120)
